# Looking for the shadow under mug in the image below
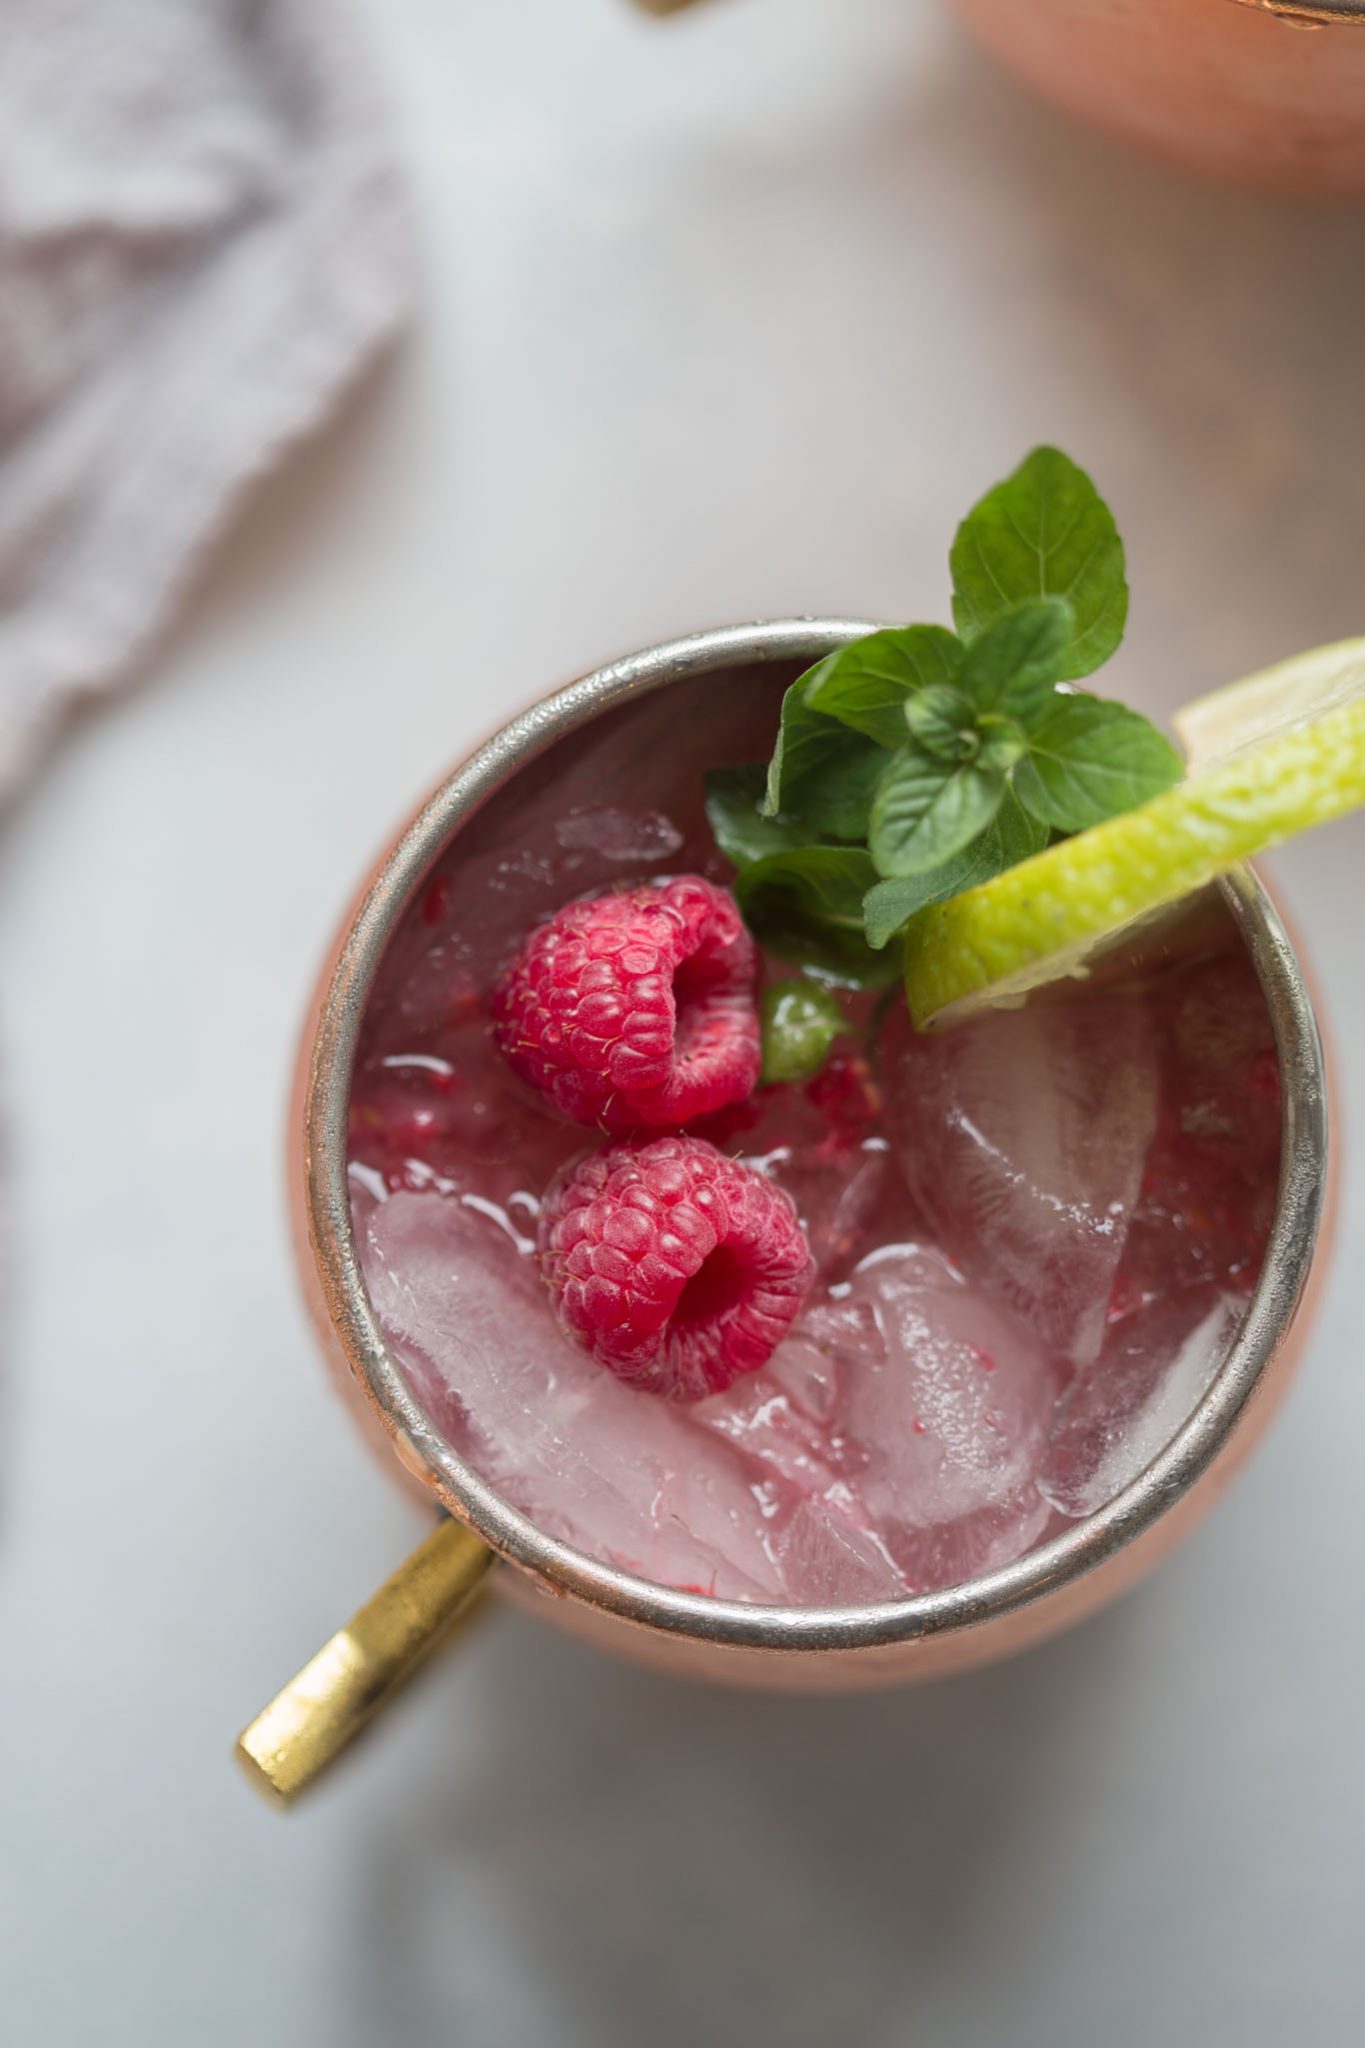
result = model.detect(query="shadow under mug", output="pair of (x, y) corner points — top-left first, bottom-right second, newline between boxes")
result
(237, 620), (1334, 1804)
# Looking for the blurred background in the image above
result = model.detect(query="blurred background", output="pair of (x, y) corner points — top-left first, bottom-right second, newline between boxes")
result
(3, 1), (1365, 2042)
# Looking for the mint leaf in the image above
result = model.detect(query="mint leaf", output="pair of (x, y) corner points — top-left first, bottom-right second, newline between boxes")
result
(863, 876), (940, 952)
(950, 448), (1127, 680)
(904, 682), (976, 761)
(1013, 695), (1183, 832)
(862, 791), (1047, 947)
(956, 597), (1073, 728)
(759, 980), (845, 1085)
(802, 625), (964, 750)
(704, 765), (810, 868)
(867, 745), (1006, 879)
(736, 846), (900, 986)
(975, 720), (1028, 772)
(764, 680), (891, 840)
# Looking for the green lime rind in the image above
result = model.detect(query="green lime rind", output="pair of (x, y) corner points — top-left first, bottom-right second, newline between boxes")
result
(904, 691), (1365, 1030)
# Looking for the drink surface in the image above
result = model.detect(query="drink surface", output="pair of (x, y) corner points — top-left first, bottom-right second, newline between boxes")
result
(347, 678), (1281, 1607)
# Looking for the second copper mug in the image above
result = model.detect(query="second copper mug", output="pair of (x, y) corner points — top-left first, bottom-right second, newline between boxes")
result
(636, 0), (1365, 197)
(950, 0), (1365, 196)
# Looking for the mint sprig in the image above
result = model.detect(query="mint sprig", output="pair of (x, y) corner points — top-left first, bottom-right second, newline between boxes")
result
(708, 448), (1183, 992)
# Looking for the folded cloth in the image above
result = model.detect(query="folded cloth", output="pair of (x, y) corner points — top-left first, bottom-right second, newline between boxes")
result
(0, 0), (413, 792)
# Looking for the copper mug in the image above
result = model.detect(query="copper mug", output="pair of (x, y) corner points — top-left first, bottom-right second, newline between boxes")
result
(237, 620), (1333, 1804)
(636, 0), (1365, 198)
(950, 0), (1365, 196)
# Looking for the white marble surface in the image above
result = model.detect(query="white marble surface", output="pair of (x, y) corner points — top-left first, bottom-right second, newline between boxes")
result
(3, 3), (1365, 2042)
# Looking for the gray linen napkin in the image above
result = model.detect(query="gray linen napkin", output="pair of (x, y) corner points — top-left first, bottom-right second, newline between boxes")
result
(0, 0), (413, 791)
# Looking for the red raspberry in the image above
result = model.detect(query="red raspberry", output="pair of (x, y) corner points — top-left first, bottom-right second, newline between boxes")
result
(490, 877), (760, 1131)
(539, 1135), (814, 1401)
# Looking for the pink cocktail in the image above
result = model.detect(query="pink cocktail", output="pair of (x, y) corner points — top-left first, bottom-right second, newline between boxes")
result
(346, 678), (1281, 1609)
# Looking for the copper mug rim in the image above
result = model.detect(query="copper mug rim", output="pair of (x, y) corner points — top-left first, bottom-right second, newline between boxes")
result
(299, 617), (1329, 1658)
(1227, 1), (1365, 22)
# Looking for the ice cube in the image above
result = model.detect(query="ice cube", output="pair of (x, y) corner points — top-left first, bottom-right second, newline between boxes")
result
(817, 1244), (1057, 1591)
(554, 806), (683, 862)
(884, 988), (1159, 1364)
(360, 1189), (788, 1600)
(1039, 1290), (1239, 1518)
(772, 1501), (908, 1605)
(762, 1139), (892, 1281)
(691, 1319), (847, 1495)
(696, 1056), (898, 1282)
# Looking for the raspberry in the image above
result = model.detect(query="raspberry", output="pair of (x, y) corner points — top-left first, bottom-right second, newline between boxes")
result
(490, 876), (760, 1131)
(539, 1135), (814, 1400)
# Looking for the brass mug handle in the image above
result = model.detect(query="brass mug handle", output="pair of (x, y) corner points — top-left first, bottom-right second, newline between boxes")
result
(235, 1519), (494, 1806)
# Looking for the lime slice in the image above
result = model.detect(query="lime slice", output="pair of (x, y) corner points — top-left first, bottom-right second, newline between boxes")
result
(905, 644), (1365, 1030)
(1174, 636), (1365, 770)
